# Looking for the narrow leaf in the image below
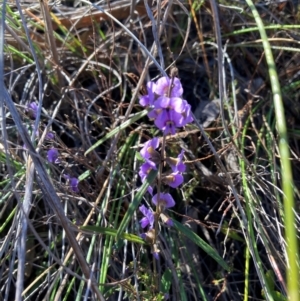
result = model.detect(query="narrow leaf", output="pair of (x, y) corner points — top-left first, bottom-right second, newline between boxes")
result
(80, 225), (145, 244)
(172, 219), (230, 271)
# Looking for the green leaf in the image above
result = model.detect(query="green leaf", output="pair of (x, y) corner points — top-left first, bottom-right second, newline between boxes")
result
(80, 225), (145, 244)
(116, 169), (158, 239)
(172, 219), (230, 271)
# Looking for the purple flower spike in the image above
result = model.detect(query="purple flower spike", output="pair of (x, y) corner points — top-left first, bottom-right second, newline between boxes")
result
(140, 138), (160, 160)
(152, 193), (175, 209)
(47, 148), (60, 164)
(139, 81), (156, 107)
(155, 77), (183, 97)
(27, 102), (38, 119)
(139, 205), (154, 229)
(163, 172), (183, 188)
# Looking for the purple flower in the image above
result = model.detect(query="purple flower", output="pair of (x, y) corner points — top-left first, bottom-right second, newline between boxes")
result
(160, 213), (174, 227)
(47, 148), (60, 164)
(64, 174), (79, 193)
(163, 172), (183, 188)
(165, 218), (173, 227)
(27, 102), (38, 119)
(148, 107), (162, 121)
(154, 96), (185, 112)
(179, 100), (193, 126)
(154, 110), (178, 135)
(140, 138), (160, 160)
(152, 193), (175, 209)
(46, 132), (55, 140)
(70, 178), (79, 192)
(139, 205), (154, 229)
(147, 185), (153, 196)
(139, 81), (156, 107)
(138, 160), (157, 182)
(140, 228), (155, 243)
(166, 150), (186, 173)
(155, 77), (183, 97)
(140, 233), (147, 240)
(69, 177), (79, 193)
(153, 251), (160, 260)
(139, 160), (156, 194)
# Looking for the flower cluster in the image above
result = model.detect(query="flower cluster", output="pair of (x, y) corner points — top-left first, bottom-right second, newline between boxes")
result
(140, 77), (193, 135)
(137, 76), (193, 245)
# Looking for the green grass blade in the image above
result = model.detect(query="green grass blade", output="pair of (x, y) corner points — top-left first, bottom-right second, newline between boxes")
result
(172, 220), (230, 271)
(80, 225), (145, 244)
(245, 1), (299, 300)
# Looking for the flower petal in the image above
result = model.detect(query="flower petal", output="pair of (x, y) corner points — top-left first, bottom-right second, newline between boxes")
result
(155, 77), (183, 97)
(139, 205), (154, 229)
(139, 81), (156, 107)
(140, 138), (159, 160)
(152, 193), (175, 208)
(47, 148), (59, 164)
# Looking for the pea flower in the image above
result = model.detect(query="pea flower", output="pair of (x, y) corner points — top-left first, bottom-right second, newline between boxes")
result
(138, 160), (156, 194)
(153, 251), (160, 260)
(64, 175), (79, 193)
(152, 193), (175, 209)
(70, 178), (79, 192)
(139, 81), (156, 107)
(46, 132), (55, 140)
(139, 205), (154, 229)
(138, 160), (157, 182)
(179, 99), (193, 126)
(162, 172), (183, 188)
(154, 110), (181, 135)
(166, 150), (186, 173)
(27, 102), (38, 119)
(140, 138), (159, 160)
(47, 148), (60, 164)
(154, 77), (183, 97)
(160, 213), (174, 227)
(154, 96), (185, 111)
(148, 107), (162, 120)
